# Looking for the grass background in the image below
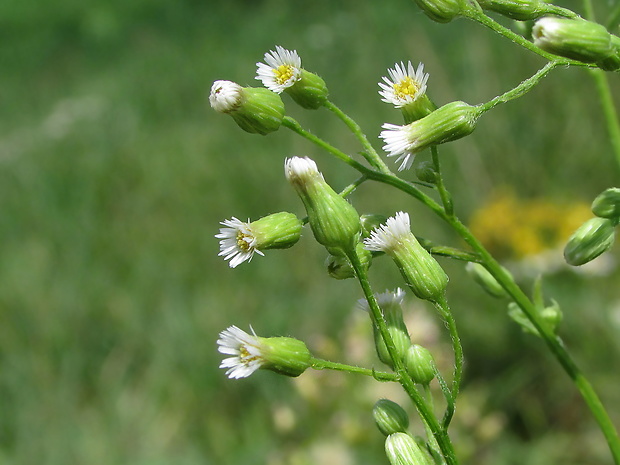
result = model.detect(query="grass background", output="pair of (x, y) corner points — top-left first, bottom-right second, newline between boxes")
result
(1, 0), (619, 464)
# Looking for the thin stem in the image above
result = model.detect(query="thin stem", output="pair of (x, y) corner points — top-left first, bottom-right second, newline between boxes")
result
(588, 68), (620, 171)
(478, 61), (559, 113)
(346, 248), (459, 465)
(431, 146), (454, 217)
(310, 357), (399, 381)
(435, 369), (456, 429)
(433, 296), (464, 401)
(340, 175), (368, 198)
(323, 100), (392, 174)
(422, 384), (444, 463)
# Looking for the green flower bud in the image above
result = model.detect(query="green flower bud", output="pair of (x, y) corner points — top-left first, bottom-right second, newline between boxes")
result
(385, 433), (435, 465)
(217, 326), (311, 379)
(532, 18), (616, 64)
(361, 214), (389, 239)
(508, 301), (562, 336)
(286, 69), (329, 110)
(540, 299), (562, 332)
(364, 212), (448, 302)
(285, 157), (361, 254)
(414, 161), (438, 184)
(412, 0), (462, 23)
(465, 262), (509, 299)
(373, 399), (410, 436)
(209, 80), (285, 135)
(477, 0), (549, 21)
(592, 188), (620, 219)
(375, 326), (411, 368)
(563, 217), (616, 266)
(326, 243), (372, 279)
(216, 213), (303, 268)
(405, 344), (436, 385)
(381, 101), (480, 158)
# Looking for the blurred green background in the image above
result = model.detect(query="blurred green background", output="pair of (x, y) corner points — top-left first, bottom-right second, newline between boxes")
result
(1, 0), (619, 464)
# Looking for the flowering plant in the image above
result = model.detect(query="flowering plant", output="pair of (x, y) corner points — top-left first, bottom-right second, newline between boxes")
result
(211, 2), (620, 464)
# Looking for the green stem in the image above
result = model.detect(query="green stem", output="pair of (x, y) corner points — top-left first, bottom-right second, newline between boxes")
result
(422, 384), (444, 463)
(310, 357), (399, 381)
(346, 248), (459, 465)
(588, 68), (620, 171)
(340, 175), (368, 198)
(431, 146), (454, 217)
(463, 7), (587, 66)
(435, 369), (456, 429)
(433, 296), (464, 402)
(478, 61), (559, 113)
(323, 100), (392, 174)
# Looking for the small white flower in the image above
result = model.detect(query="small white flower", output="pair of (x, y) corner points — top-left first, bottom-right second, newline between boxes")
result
(379, 123), (416, 170)
(256, 46), (302, 93)
(357, 288), (406, 312)
(379, 61), (429, 108)
(364, 211), (412, 253)
(216, 217), (265, 268)
(209, 80), (243, 113)
(217, 326), (266, 379)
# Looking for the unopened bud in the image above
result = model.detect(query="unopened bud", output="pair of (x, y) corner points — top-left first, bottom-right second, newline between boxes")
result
(285, 157), (361, 254)
(373, 399), (410, 436)
(209, 80), (285, 135)
(286, 69), (329, 109)
(375, 326), (411, 368)
(477, 0), (549, 20)
(592, 188), (620, 220)
(532, 18), (617, 66)
(414, 161), (438, 184)
(564, 217), (616, 266)
(385, 432), (434, 465)
(405, 344), (436, 385)
(412, 0), (462, 23)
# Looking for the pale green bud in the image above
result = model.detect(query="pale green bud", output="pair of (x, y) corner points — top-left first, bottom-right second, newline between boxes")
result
(563, 217), (616, 266)
(405, 344), (436, 385)
(412, 0), (462, 23)
(414, 161), (438, 184)
(285, 157), (361, 254)
(401, 94), (437, 125)
(326, 243), (372, 279)
(477, 0), (549, 21)
(532, 18), (617, 65)
(217, 326), (311, 379)
(375, 326), (411, 368)
(286, 69), (329, 110)
(385, 433), (435, 465)
(373, 399), (410, 436)
(381, 102), (480, 158)
(209, 80), (285, 135)
(592, 188), (620, 220)
(540, 299), (562, 331)
(364, 212), (448, 302)
(465, 262), (509, 299)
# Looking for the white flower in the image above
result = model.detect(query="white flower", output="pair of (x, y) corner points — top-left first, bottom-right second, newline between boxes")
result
(357, 288), (406, 312)
(209, 80), (243, 113)
(256, 46), (302, 93)
(217, 326), (266, 379)
(380, 123), (414, 160)
(379, 61), (429, 108)
(216, 217), (264, 268)
(364, 211), (411, 253)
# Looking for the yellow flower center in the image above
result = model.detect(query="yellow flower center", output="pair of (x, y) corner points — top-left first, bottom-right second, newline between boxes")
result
(236, 231), (253, 252)
(273, 64), (296, 85)
(393, 77), (419, 100)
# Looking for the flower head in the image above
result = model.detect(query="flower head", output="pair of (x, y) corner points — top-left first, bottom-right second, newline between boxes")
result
(256, 46), (302, 93)
(217, 326), (267, 379)
(216, 217), (264, 268)
(217, 325), (312, 379)
(216, 213), (303, 268)
(209, 80), (243, 113)
(379, 62), (429, 108)
(364, 212), (413, 253)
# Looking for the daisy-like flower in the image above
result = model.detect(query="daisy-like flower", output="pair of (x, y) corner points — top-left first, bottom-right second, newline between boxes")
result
(256, 46), (302, 94)
(216, 212), (303, 268)
(216, 217), (264, 268)
(209, 80), (243, 113)
(217, 325), (312, 379)
(379, 101), (479, 169)
(217, 326), (266, 379)
(379, 61), (429, 108)
(364, 212), (448, 302)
